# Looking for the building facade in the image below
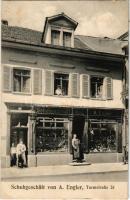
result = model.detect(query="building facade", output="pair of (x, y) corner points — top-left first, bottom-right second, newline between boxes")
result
(118, 32), (128, 152)
(1, 13), (125, 167)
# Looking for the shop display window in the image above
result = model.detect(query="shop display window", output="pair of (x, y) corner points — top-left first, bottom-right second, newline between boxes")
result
(89, 122), (117, 152)
(36, 118), (68, 153)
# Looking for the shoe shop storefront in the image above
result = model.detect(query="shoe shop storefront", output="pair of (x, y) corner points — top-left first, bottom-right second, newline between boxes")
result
(7, 104), (124, 167)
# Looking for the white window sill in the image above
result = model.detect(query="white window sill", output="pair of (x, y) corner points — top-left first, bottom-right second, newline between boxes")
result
(90, 97), (106, 101)
(12, 92), (32, 96)
(36, 152), (68, 155)
(53, 95), (70, 98)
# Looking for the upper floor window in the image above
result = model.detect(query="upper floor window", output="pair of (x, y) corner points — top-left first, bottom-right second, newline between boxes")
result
(63, 32), (71, 47)
(90, 76), (104, 99)
(51, 28), (73, 47)
(51, 30), (60, 45)
(13, 68), (31, 93)
(54, 73), (69, 96)
(3, 66), (113, 100)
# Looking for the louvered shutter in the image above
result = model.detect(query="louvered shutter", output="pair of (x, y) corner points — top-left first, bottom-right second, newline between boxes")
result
(3, 66), (12, 92)
(106, 77), (113, 99)
(70, 73), (79, 97)
(118, 123), (122, 153)
(44, 70), (53, 95)
(33, 69), (42, 95)
(82, 74), (90, 98)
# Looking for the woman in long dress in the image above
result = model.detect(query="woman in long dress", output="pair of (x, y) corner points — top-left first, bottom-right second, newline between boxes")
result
(72, 134), (80, 162)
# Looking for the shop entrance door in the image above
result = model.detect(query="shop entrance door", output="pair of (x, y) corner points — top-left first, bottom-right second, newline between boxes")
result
(72, 115), (85, 159)
(10, 113), (28, 166)
(11, 128), (28, 166)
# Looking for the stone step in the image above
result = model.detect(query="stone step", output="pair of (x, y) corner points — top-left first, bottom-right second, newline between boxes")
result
(69, 162), (91, 166)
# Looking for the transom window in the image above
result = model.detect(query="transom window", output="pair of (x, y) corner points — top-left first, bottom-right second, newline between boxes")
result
(54, 73), (69, 96)
(13, 68), (31, 93)
(90, 76), (104, 98)
(37, 117), (65, 128)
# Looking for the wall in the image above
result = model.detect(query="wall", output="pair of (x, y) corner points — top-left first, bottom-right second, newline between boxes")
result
(1, 47), (124, 109)
(28, 153), (123, 167)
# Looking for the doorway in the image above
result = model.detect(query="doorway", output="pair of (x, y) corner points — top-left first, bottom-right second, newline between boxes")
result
(10, 113), (28, 166)
(72, 115), (85, 140)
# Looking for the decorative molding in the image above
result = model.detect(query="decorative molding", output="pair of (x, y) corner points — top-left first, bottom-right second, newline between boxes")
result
(50, 64), (75, 69)
(9, 58), (37, 64)
(86, 66), (109, 73)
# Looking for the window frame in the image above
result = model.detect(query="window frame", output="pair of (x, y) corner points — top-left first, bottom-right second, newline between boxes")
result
(9, 65), (32, 95)
(50, 26), (73, 47)
(53, 71), (69, 97)
(89, 121), (118, 153)
(35, 117), (69, 153)
(63, 31), (72, 47)
(90, 75), (105, 100)
(51, 29), (60, 46)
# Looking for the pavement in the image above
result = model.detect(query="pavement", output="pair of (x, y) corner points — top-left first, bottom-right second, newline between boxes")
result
(1, 162), (128, 179)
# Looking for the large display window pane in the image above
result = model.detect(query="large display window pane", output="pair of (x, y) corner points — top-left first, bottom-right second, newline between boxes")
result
(89, 122), (117, 152)
(36, 118), (68, 153)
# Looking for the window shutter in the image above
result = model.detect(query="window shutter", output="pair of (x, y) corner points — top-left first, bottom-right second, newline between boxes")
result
(33, 69), (42, 95)
(106, 77), (113, 99)
(118, 123), (122, 153)
(3, 66), (12, 92)
(44, 70), (53, 95)
(70, 73), (80, 97)
(82, 74), (90, 98)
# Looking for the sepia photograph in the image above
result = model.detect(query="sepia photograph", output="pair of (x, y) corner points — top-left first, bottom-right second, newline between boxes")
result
(0, 0), (129, 199)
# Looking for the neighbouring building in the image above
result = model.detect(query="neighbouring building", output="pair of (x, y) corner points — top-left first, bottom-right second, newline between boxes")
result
(1, 13), (126, 167)
(118, 32), (128, 148)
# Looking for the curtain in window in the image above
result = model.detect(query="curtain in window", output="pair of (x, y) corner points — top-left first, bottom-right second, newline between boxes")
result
(63, 32), (71, 47)
(51, 30), (60, 45)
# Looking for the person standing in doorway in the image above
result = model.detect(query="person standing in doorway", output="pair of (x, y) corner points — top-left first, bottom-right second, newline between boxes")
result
(72, 134), (80, 162)
(16, 139), (27, 168)
(10, 143), (17, 167)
